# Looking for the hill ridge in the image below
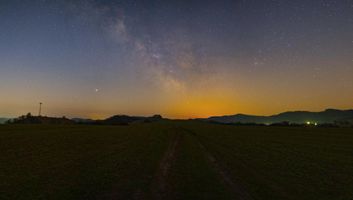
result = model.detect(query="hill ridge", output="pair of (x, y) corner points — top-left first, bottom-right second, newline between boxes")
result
(205, 109), (353, 124)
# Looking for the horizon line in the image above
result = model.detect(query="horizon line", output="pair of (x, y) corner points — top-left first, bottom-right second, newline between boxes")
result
(1, 108), (353, 120)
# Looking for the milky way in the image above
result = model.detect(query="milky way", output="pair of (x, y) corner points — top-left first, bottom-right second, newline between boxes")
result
(0, 0), (352, 118)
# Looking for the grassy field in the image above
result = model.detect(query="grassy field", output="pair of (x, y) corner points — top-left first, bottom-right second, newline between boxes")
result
(0, 121), (352, 199)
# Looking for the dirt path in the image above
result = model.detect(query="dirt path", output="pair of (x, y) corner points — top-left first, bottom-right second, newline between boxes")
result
(108, 127), (249, 200)
(181, 127), (253, 200)
(151, 130), (181, 200)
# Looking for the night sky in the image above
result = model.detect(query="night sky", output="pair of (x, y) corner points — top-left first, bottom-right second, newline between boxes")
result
(1, 0), (353, 119)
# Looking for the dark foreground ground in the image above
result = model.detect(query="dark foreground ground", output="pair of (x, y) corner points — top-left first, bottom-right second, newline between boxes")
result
(0, 121), (352, 200)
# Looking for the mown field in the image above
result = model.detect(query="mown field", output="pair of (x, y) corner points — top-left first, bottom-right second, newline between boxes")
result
(0, 121), (352, 200)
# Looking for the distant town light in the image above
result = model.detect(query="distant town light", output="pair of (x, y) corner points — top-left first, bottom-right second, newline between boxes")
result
(314, 123), (318, 126)
(306, 121), (311, 125)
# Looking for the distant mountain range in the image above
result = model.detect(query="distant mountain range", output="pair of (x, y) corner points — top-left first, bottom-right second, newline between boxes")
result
(4, 114), (164, 125)
(102, 114), (163, 124)
(73, 115), (164, 125)
(204, 109), (353, 124)
(71, 118), (95, 123)
(3, 109), (353, 126)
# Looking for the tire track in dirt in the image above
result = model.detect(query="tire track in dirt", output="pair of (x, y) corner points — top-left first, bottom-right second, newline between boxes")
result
(181, 127), (253, 200)
(151, 129), (181, 200)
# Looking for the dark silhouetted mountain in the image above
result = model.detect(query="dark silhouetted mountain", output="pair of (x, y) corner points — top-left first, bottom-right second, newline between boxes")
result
(71, 118), (95, 123)
(7, 114), (164, 125)
(99, 114), (164, 125)
(206, 109), (353, 124)
(103, 115), (145, 125)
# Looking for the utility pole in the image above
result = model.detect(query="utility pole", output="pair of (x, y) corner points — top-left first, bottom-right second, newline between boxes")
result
(38, 102), (42, 116)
